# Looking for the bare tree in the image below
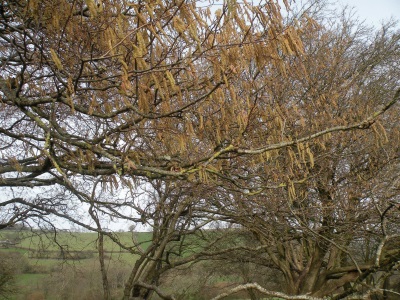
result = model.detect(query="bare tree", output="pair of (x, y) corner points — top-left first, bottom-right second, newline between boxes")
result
(0, 1), (399, 299)
(208, 9), (400, 298)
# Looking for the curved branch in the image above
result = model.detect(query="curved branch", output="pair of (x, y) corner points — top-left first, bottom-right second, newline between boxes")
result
(135, 281), (176, 300)
(211, 283), (323, 300)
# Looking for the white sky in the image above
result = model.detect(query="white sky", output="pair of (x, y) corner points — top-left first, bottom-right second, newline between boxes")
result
(339, 0), (400, 26)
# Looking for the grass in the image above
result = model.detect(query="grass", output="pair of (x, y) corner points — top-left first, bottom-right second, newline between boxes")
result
(1, 229), (266, 300)
(15, 273), (47, 287)
(0, 230), (147, 273)
(0, 229), (153, 251)
(0, 229), (152, 299)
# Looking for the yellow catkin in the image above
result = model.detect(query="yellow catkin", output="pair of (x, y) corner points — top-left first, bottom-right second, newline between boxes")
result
(67, 96), (75, 113)
(85, 0), (98, 17)
(173, 16), (186, 34)
(50, 49), (63, 70)
(67, 77), (74, 95)
(165, 70), (176, 87)
(376, 121), (389, 143)
(306, 144), (314, 168)
(144, 3), (154, 18)
(137, 32), (147, 54)
(288, 181), (296, 202)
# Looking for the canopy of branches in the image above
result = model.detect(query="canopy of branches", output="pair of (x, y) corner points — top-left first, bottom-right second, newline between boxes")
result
(0, 1), (399, 299)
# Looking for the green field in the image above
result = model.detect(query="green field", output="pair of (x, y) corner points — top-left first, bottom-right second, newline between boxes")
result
(0, 230), (153, 300)
(1, 230), (152, 250)
(0, 229), (276, 300)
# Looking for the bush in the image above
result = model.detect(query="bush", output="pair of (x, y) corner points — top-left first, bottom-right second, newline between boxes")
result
(0, 252), (20, 299)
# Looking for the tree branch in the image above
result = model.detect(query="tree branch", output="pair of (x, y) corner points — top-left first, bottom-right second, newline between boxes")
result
(211, 283), (323, 300)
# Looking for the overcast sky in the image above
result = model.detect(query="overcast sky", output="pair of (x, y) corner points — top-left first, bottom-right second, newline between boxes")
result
(339, 0), (400, 26)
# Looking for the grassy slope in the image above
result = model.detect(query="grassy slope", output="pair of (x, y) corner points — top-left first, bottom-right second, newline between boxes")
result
(1, 230), (152, 251)
(0, 230), (152, 300)
(1, 230), (270, 299)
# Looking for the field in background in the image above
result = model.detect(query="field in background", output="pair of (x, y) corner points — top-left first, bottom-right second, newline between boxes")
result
(0, 229), (278, 300)
(0, 229), (152, 300)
